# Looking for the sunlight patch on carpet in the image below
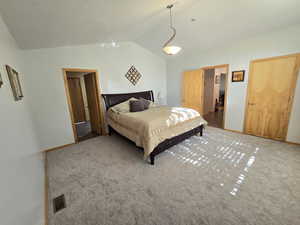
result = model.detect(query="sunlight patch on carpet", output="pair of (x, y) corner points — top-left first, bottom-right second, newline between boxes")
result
(166, 129), (261, 196)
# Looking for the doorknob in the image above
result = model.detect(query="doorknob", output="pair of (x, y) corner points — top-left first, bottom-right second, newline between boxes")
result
(248, 103), (256, 106)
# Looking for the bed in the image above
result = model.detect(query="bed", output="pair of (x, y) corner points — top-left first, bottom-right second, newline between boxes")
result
(102, 90), (206, 165)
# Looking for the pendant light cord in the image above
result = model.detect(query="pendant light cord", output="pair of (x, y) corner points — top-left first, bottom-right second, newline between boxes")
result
(169, 6), (173, 28)
(163, 5), (177, 48)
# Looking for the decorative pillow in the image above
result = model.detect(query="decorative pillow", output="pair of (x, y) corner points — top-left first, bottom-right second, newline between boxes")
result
(139, 98), (151, 109)
(111, 98), (137, 113)
(129, 100), (145, 112)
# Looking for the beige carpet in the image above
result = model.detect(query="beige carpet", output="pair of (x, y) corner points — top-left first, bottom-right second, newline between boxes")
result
(47, 127), (300, 225)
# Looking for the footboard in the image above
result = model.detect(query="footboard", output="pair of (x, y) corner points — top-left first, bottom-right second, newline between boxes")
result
(149, 125), (204, 165)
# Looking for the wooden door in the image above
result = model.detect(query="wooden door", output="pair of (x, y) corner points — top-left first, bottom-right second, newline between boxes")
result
(84, 73), (102, 135)
(182, 69), (204, 115)
(67, 77), (86, 123)
(244, 54), (300, 140)
(203, 69), (215, 115)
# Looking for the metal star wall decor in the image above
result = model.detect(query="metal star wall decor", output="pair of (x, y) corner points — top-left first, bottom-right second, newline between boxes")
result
(125, 66), (141, 86)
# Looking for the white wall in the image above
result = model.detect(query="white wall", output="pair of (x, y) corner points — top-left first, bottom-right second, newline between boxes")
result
(0, 16), (44, 225)
(219, 74), (226, 93)
(167, 24), (300, 143)
(21, 42), (167, 150)
(287, 70), (300, 143)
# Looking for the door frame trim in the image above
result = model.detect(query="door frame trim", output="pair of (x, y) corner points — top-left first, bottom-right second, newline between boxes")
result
(201, 64), (229, 129)
(62, 68), (103, 143)
(243, 53), (300, 140)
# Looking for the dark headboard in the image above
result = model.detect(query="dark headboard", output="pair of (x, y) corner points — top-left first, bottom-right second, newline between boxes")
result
(102, 90), (154, 110)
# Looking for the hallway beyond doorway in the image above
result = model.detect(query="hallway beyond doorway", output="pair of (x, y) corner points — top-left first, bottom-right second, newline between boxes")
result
(202, 64), (228, 129)
(203, 110), (224, 128)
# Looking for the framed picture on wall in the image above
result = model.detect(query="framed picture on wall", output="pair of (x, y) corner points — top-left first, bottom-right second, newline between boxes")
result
(5, 65), (24, 101)
(0, 72), (3, 88)
(232, 70), (245, 82)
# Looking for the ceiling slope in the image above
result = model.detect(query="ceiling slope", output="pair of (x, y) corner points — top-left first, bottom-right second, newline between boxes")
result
(0, 0), (299, 56)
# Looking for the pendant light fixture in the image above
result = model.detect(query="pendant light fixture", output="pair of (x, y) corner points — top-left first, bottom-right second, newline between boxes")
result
(163, 4), (182, 55)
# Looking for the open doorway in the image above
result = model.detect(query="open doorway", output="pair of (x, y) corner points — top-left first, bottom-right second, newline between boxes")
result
(63, 69), (103, 142)
(202, 65), (228, 128)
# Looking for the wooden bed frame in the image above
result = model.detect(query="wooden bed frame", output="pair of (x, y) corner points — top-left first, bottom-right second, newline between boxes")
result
(102, 90), (204, 165)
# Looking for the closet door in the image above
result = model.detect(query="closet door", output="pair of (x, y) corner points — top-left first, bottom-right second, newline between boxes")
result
(244, 54), (300, 140)
(203, 69), (215, 115)
(84, 73), (102, 135)
(67, 77), (86, 123)
(182, 69), (204, 115)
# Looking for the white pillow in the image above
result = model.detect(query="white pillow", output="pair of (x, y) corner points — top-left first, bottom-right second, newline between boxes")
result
(110, 97), (138, 113)
(149, 101), (159, 108)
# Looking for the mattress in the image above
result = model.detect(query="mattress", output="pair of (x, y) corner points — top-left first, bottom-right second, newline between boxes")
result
(107, 105), (207, 158)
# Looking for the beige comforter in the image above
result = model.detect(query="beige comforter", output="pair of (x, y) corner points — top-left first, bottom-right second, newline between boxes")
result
(107, 106), (207, 158)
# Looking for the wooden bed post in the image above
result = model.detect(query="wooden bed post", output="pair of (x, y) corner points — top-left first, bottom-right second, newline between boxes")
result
(150, 154), (155, 165)
(108, 126), (113, 136)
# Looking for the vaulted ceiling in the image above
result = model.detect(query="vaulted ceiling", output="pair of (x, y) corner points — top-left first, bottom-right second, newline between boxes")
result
(0, 0), (300, 56)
